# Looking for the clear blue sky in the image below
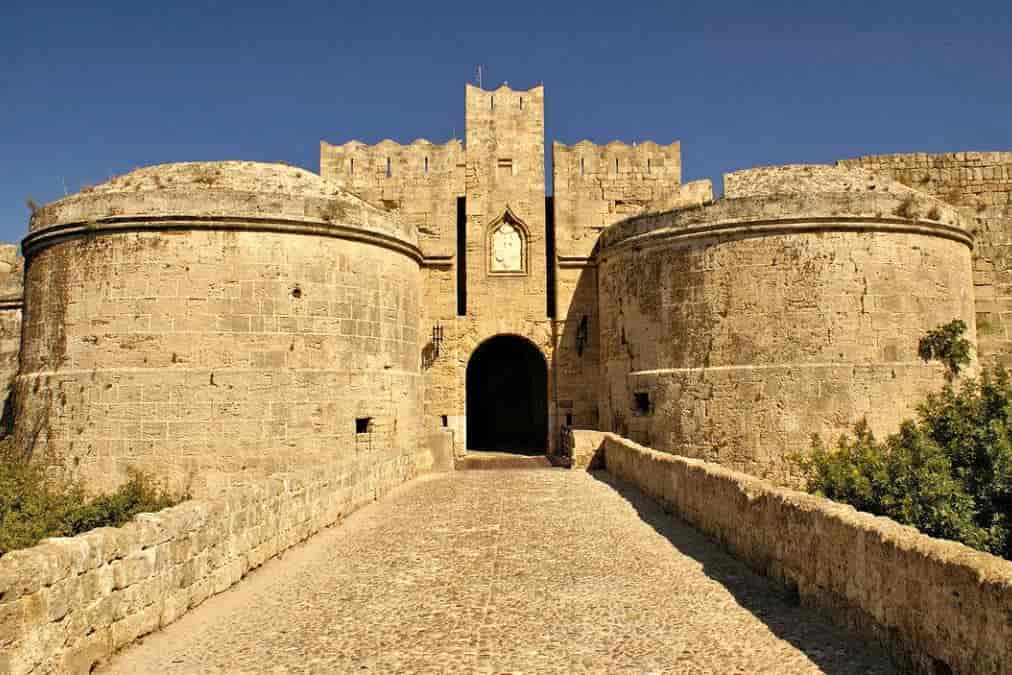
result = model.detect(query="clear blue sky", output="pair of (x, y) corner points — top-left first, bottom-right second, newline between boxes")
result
(2, 0), (1009, 244)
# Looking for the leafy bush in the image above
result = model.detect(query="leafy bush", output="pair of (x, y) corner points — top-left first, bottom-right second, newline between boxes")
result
(0, 448), (183, 558)
(802, 367), (1012, 560)
(918, 319), (972, 378)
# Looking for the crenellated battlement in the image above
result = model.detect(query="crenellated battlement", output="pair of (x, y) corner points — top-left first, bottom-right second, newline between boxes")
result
(320, 138), (464, 255)
(463, 83), (545, 122)
(554, 139), (681, 180)
(552, 139), (682, 259)
(320, 138), (464, 187)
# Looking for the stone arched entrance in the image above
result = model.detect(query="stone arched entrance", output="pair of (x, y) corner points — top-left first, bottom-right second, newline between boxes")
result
(466, 335), (548, 454)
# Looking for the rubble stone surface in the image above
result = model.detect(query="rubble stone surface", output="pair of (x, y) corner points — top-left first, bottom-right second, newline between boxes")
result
(100, 468), (899, 674)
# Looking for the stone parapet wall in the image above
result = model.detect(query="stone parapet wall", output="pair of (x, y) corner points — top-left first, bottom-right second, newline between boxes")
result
(27, 161), (416, 246)
(597, 228), (973, 482)
(597, 167), (973, 483)
(0, 453), (416, 675)
(646, 179), (712, 214)
(16, 162), (424, 496)
(837, 152), (1012, 366)
(567, 428), (606, 469)
(16, 229), (422, 496)
(320, 139), (464, 257)
(724, 163), (933, 199)
(552, 140), (682, 259)
(592, 431), (1012, 675)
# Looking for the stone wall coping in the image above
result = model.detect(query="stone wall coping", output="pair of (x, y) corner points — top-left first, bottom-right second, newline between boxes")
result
(21, 214), (423, 264)
(839, 151), (1012, 166)
(27, 161), (418, 249)
(589, 430), (1012, 674)
(599, 192), (970, 255)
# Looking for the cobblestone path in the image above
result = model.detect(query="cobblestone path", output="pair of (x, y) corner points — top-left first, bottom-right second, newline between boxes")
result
(102, 467), (899, 674)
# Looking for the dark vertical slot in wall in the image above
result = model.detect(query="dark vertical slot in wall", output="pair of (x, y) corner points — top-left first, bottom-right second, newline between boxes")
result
(545, 196), (556, 318)
(456, 197), (467, 316)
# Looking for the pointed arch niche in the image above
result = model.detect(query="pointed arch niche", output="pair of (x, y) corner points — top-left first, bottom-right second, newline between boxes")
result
(487, 207), (529, 276)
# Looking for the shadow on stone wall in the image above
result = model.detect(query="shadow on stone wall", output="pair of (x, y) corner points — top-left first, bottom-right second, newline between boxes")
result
(551, 245), (603, 458)
(587, 470), (903, 675)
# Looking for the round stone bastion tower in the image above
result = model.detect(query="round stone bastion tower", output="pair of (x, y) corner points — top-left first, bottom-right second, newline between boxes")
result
(597, 164), (976, 483)
(17, 161), (423, 496)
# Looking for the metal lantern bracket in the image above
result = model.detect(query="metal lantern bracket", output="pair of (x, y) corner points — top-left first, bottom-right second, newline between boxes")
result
(431, 322), (444, 357)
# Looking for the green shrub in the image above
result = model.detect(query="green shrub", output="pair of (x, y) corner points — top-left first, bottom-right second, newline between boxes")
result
(0, 449), (184, 558)
(802, 367), (1012, 560)
(917, 368), (1012, 558)
(918, 319), (972, 378)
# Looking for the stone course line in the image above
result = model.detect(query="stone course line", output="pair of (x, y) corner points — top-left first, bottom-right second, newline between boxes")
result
(100, 468), (898, 674)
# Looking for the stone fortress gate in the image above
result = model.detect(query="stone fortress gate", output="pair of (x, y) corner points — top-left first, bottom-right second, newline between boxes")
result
(5, 81), (1011, 493)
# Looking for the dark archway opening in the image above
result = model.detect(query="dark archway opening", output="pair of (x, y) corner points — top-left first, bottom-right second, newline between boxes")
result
(466, 335), (548, 454)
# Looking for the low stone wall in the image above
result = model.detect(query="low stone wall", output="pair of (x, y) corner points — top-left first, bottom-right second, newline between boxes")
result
(568, 429), (606, 469)
(585, 431), (1012, 675)
(0, 454), (415, 674)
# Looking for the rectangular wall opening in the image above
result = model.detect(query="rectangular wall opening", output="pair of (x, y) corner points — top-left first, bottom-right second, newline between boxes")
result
(355, 417), (372, 434)
(456, 196), (467, 316)
(545, 196), (556, 318)
(633, 392), (651, 415)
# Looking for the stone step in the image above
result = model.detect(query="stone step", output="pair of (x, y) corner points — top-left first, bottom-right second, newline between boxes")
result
(455, 452), (551, 471)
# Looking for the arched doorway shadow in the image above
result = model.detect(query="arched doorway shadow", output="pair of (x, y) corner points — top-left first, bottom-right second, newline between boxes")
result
(466, 335), (548, 454)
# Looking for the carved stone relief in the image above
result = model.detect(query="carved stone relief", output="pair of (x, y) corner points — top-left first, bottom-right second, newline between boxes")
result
(490, 220), (524, 273)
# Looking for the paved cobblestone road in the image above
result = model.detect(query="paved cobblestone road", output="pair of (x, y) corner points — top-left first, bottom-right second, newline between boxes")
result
(102, 467), (900, 674)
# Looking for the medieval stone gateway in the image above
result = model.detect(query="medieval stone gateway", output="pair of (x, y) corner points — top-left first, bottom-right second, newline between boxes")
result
(0, 82), (1010, 673)
(465, 334), (548, 453)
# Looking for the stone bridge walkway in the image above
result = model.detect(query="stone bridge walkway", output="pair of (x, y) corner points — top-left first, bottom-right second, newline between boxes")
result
(101, 467), (899, 674)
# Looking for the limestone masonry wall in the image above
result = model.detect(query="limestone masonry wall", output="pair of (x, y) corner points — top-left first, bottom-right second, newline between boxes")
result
(838, 152), (1012, 366)
(597, 166), (974, 483)
(16, 162), (425, 496)
(593, 431), (1012, 675)
(0, 244), (24, 390)
(449, 84), (555, 453)
(319, 139), (464, 258)
(0, 457), (407, 675)
(552, 140), (682, 260)
(550, 141), (687, 437)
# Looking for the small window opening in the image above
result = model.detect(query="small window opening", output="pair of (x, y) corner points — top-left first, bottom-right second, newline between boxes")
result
(490, 95), (494, 111)
(580, 158), (585, 175)
(291, 286), (302, 299)
(647, 158), (652, 173)
(565, 413), (573, 426)
(615, 158), (620, 173)
(441, 415), (448, 427)
(349, 158), (354, 175)
(355, 417), (372, 434)
(424, 156), (429, 174)
(386, 157), (391, 178)
(519, 96), (523, 110)
(633, 392), (651, 414)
